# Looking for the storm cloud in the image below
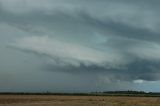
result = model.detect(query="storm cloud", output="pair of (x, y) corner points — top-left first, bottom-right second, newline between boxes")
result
(0, 0), (160, 92)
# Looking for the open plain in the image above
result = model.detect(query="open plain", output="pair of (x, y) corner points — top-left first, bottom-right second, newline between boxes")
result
(0, 95), (160, 106)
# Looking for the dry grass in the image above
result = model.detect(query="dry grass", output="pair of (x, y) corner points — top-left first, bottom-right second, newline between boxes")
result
(0, 95), (160, 106)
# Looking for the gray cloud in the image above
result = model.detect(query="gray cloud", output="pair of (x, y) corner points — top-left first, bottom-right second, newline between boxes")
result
(0, 0), (160, 92)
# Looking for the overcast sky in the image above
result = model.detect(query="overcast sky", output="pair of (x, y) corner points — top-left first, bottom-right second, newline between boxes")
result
(0, 0), (160, 92)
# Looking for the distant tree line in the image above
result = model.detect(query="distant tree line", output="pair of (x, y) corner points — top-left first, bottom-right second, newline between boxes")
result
(93, 90), (160, 97)
(0, 90), (160, 97)
(103, 90), (146, 94)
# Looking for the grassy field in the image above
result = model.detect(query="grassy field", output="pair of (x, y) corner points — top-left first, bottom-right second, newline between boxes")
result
(0, 95), (160, 106)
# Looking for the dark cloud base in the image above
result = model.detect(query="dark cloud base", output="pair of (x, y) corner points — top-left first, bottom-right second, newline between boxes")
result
(0, 0), (160, 92)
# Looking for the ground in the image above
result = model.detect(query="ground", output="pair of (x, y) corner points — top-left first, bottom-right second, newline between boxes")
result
(0, 95), (160, 106)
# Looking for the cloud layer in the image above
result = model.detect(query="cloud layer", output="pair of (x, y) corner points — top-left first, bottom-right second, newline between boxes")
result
(1, 0), (160, 92)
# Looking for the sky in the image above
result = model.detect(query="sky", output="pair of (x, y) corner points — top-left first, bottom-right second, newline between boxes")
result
(0, 0), (160, 92)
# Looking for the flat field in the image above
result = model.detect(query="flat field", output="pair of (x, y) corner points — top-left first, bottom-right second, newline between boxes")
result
(0, 95), (160, 106)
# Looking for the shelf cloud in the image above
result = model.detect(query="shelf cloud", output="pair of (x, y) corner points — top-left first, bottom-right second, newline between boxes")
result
(1, 0), (160, 92)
